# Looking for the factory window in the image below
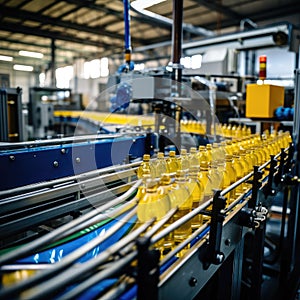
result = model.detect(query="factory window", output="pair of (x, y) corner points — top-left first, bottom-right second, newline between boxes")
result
(84, 58), (109, 79)
(56, 66), (73, 88)
(100, 57), (109, 77)
(134, 63), (145, 71)
(39, 72), (46, 87)
(180, 54), (202, 69)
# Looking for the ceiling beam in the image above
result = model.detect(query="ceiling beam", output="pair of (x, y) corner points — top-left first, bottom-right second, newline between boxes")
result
(64, 0), (172, 31)
(0, 5), (128, 42)
(202, 3), (300, 30)
(193, 0), (242, 20)
(0, 4), (158, 48)
(0, 22), (117, 50)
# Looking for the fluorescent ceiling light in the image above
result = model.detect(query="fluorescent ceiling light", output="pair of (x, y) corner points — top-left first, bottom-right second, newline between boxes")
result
(0, 55), (13, 62)
(131, 0), (166, 10)
(13, 64), (34, 72)
(19, 50), (44, 59)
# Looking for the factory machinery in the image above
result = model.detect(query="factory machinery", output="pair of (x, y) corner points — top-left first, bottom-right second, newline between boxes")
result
(1, 0), (300, 298)
(1, 72), (300, 300)
(0, 109), (300, 300)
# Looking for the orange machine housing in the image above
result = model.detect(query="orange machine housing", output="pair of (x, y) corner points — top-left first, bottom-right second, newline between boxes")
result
(246, 84), (284, 118)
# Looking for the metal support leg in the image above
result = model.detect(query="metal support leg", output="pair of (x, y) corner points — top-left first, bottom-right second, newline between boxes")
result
(204, 190), (226, 269)
(231, 239), (244, 300)
(137, 236), (160, 300)
(249, 219), (266, 300)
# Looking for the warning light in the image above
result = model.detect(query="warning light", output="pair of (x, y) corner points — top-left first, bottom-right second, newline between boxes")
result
(259, 55), (267, 80)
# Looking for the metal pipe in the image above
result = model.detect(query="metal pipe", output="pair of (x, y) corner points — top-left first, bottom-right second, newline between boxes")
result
(123, 0), (131, 51)
(22, 219), (154, 300)
(58, 252), (137, 299)
(159, 223), (210, 266)
(0, 207), (138, 299)
(123, 0), (132, 66)
(130, 2), (214, 37)
(172, 0), (183, 67)
(151, 199), (213, 245)
(51, 39), (56, 87)
(0, 179), (142, 266)
(293, 69), (300, 160)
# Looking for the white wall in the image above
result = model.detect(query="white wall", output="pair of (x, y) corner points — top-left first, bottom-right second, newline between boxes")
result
(0, 62), (37, 103)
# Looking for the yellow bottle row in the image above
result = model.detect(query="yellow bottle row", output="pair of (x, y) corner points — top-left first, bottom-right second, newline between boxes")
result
(180, 120), (253, 138)
(136, 130), (292, 256)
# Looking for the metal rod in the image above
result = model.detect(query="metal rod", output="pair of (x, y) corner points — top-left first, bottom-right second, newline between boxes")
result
(151, 199), (213, 245)
(0, 207), (138, 298)
(0, 179), (142, 265)
(0, 133), (127, 150)
(57, 251), (137, 300)
(172, 0), (183, 67)
(123, 0), (131, 52)
(0, 160), (140, 198)
(17, 219), (155, 300)
(159, 223), (210, 267)
(100, 278), (130, 300)
(144, 207), (177, 240)
(51, 38), (56, 87)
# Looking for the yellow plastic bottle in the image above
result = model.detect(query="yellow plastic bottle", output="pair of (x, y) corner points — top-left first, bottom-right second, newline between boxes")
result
(224, 154), (237, 203)
(232, 152), (244, 196)
(205, 144), (213, 167)
(152, 152), (167, 178)
(189, 147), (199, 168)
(171, 170), (193, 243)
(137, 179), (169, 223)
(137, 154), (154, 179)
(166, 150), (179, 174)
(157, 173), (175, 254)
(136, 171), (151, 200)
(197, 145), (207, 166)
(188, 166), (204, 229)
(177, 148), (190, 171)
(225, 140), (234, 155)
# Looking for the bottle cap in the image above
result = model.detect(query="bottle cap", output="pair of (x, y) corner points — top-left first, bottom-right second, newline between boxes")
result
(190, 147), (197, 153)
(143, 154), (150, 160)
(169, 150), (176, 157)
(157, 152), (164, 159)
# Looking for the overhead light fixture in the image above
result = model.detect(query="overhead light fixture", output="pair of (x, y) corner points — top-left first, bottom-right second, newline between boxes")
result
(131, 0), (166, 10)
(19, 50), (44, 59)
(0, 55), (13, 62)
(13, 64), (34, 72)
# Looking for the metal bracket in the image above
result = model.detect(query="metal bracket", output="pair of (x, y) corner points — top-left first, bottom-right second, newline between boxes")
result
(137, 236), (160, 300)
(262, 155), (277, 198)
(274, 148), (287, 186)
(248, 166), (263, 209)
(203, 190), (226, 269)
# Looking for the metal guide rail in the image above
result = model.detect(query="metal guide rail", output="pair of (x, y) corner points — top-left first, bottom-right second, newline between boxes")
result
(0, 145), (295, 300)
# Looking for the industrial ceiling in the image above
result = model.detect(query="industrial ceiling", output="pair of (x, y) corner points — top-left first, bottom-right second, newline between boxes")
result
(0, 0), (299, 70)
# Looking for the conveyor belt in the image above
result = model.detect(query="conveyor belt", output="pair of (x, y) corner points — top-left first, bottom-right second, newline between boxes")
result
(54, 110), (155, 126)
(0, 144), (294, 300)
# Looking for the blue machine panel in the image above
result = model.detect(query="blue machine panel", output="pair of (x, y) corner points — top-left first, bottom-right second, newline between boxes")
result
(0, 135), (148, 191)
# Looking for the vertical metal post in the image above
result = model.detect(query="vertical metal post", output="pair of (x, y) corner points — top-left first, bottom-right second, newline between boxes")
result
(123, 0), (132, 68)
(171, 0), (183, 153)
(204, 190), (226, 269)
(51, 39), (56, 87)
(137, 236), (160, 300)
(171, 0), (183, 82)
(293, 70), (300, 159)
(231, 239), (244, 300)
(249, 220), (266, 300)
(248, 166), (263, 209)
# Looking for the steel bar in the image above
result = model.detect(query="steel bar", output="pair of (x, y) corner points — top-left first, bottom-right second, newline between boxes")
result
(0, 180), (141, 265)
